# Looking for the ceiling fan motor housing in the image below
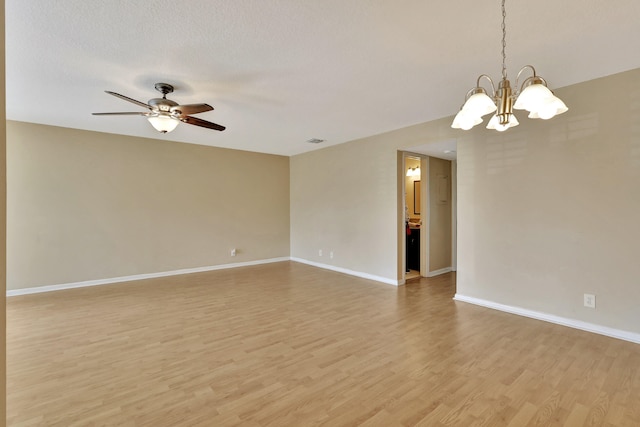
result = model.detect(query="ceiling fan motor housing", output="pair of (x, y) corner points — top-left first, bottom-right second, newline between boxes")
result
(148, 97), (178, 113)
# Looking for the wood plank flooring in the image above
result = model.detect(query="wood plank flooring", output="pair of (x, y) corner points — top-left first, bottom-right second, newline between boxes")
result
(7, 262), (640, 426)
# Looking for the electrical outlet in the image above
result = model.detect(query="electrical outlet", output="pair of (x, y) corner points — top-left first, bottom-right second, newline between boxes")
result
(330, 251), (334, 259)
(319, 249), (323, 257)
(584, 293), (596, 308)
(231, 248), (237, 257)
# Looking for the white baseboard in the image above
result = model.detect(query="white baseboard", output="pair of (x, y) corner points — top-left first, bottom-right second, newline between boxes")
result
(290, 257), (401, 286)
(7, 257), (290, 297)
(426, 267), (452, 277)
(453, 294), (640, 345)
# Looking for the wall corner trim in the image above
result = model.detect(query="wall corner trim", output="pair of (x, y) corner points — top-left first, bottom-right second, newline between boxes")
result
(7, 257), (291, 296)
(453, 294), (640, 345)
(290, 257), (401, 286)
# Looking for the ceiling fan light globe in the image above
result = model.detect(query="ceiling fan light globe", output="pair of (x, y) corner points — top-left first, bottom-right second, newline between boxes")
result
(147, 115), (179, 133)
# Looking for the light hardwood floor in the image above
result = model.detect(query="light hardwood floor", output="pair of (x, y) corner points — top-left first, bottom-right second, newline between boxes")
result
(7, 262), (640, 426)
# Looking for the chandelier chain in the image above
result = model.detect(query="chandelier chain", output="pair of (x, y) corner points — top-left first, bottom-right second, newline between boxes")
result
(501, 0), (507, 80)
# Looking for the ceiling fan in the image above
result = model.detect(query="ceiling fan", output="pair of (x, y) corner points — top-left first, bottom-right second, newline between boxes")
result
(92, 83), (225, 133)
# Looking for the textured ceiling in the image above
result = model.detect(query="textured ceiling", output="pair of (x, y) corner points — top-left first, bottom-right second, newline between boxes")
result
(6, 0), (640, 156)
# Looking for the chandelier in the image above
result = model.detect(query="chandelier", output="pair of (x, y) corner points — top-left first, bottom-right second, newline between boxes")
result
(451, 0), (568, 132)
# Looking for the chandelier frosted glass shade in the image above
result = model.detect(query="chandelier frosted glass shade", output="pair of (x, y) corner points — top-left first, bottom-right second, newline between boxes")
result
(514, 82), (568, 120)
(486, 112), (519, 131)
(513, 82), (553, 110)
(462, 92), (497, 117)
(451, 108), (483, 130)
(451, 89), (496, 130)
(147, 114), (179, 133)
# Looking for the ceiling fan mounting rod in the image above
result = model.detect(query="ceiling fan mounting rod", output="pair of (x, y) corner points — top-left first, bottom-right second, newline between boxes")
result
(154, 82), (174, 99)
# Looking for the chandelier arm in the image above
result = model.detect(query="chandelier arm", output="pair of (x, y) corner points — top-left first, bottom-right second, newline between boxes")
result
(464, 88), (477, 100)
(514, 65), (538, 94)
(518, 75), (549, 94)
(517, 75), (550, 96)
(475, 74), (497, 98)
(535, 76), (548, 86)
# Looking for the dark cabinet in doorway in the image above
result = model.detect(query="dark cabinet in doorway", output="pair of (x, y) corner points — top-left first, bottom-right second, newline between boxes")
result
(407, 228), (420, 271)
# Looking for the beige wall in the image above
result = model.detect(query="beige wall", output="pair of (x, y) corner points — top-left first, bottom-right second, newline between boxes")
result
(291, 68), (640, 334)
(1, 0), (7, 418)
(291, 117), (458, 281)
(290, 134), (400, 279)
(428, 157), (451, 272)
(456, 68), (640, 333)
(7, 122), (290, 290)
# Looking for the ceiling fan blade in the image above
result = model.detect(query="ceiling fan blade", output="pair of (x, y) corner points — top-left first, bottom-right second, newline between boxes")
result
(181, 115), (226, 131)
(105, 91), (151, 109)
(171, 103), (213, 115)
(92, 112), (149, 116)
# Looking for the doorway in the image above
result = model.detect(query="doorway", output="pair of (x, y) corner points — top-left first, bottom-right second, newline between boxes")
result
(403, 155), (424, 281)
(400, 151), (456, 283)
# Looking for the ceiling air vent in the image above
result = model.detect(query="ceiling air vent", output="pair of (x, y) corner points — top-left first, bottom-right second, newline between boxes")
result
(306, 138), (325, 144)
